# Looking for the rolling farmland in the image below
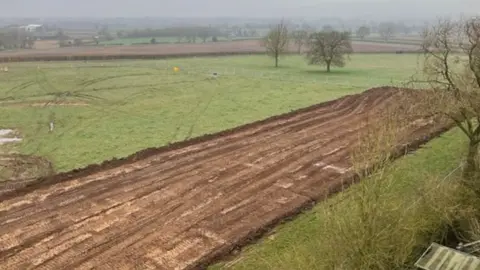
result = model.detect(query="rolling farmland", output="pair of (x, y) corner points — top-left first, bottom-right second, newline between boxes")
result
(0, 40), (421, 62)
(0, 87), (451, 270)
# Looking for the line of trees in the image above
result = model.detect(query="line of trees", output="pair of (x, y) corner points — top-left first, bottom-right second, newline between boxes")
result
(262, 19), (423, 71)
(262, 20), (352, 72)
(230, 25), (258, 38)
(378, 22), (397, 41)
(0, 28), (35, 50)
(316, 22), (418, 42)
(118, 26), (224, 43)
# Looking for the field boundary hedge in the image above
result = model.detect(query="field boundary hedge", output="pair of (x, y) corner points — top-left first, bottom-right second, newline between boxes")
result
(0, 50), (422, 63)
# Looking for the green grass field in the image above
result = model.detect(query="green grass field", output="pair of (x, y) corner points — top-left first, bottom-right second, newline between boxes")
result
(0, 54), (422, 172)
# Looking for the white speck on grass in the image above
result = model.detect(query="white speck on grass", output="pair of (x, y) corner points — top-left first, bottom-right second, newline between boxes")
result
(0, 129), (14, 136)
(0, 129), (22, 145)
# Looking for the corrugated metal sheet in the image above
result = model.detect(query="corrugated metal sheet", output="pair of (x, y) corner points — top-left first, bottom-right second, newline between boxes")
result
(415, 243), (480, 270)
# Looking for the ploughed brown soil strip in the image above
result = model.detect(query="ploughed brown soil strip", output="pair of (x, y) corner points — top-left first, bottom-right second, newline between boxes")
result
(0, 40), (421, 62)
(0, 87), (451, 270)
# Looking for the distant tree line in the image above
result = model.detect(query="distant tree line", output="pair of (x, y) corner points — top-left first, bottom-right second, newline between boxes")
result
(117, 26), (224, 43)
(317, 22), (422, 42)
(228, 26), (258, 38)
(0, 28), (35, 50)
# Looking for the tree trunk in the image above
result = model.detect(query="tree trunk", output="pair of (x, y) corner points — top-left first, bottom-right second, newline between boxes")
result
(463, 139), (480, 195)
(275, 54), (279, 68)
(326, 61), (331, 72)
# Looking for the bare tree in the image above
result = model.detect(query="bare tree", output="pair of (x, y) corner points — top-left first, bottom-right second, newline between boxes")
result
(291, 30), (309, 53)
(185, 34), (196, 43)
(322, 25), (334, 32)
(56, 29), (69, 41)
(0, 28), (34, 49)
(98, 25), (109, 36)
(306, 31), (353, 72)
(98, 26), (114, 41)
(26, 37), (35, 49)
(198, 29), (209, 43)
(262, 19), (289, 68)
(396, 22), (411, 35)
(418, 16), (480, 194)
(73, 38), (83, 47)
(378, 22), (396, 41)
(0, 32), (14, 49)
(356, 26), (371, 40)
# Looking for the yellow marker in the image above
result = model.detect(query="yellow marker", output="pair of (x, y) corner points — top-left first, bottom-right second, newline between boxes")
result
(173, 67), (180, 72)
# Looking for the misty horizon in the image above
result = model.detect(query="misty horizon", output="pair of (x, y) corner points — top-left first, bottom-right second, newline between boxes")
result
(2, 0), (479, 20)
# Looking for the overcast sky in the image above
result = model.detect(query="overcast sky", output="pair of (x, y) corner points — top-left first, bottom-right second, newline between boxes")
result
(1, 0), (478, 19)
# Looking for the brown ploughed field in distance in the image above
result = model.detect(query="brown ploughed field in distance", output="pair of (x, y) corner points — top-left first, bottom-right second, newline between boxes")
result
(0, 40), (420, 62)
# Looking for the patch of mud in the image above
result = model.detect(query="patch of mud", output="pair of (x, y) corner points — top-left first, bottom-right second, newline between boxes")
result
(0, 129), (14, 136)
(0, 129), (22, 145)
(0, 129), (54, 193)
(0, 154), (54, 193)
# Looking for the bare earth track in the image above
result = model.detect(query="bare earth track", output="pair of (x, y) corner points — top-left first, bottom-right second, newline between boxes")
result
(0, 40), (421, 62)
(0, 87), (451, 270)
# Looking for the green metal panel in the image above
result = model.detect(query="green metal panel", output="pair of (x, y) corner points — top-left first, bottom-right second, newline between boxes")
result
(415, 243), (480, 270)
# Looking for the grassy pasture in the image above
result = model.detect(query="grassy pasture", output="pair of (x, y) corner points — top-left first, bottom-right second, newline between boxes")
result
(0, 54), (422, 172)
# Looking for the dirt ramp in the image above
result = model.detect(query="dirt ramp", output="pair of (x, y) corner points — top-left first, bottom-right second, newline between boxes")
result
(0, 87), (452, 270)
(0, 154), (54, 195)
